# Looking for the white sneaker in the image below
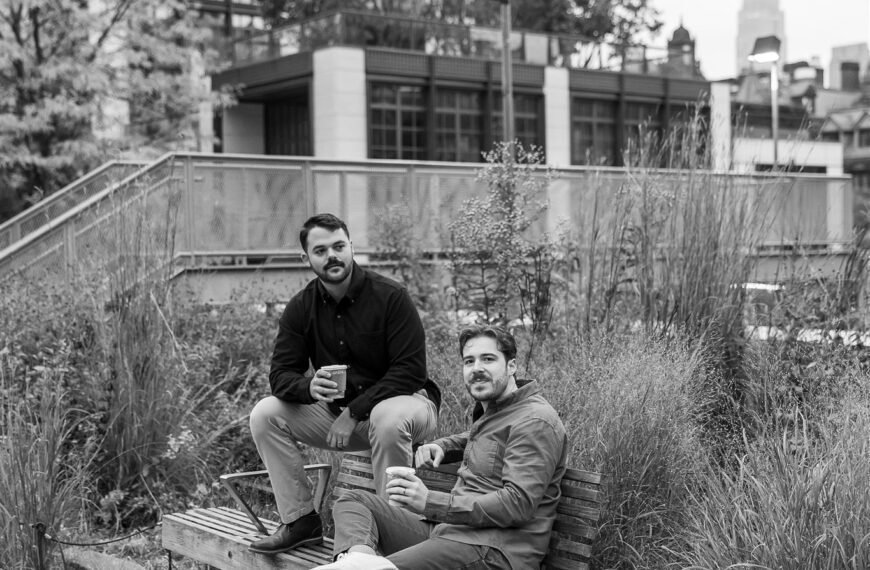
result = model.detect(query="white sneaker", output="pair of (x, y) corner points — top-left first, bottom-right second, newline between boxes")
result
(312, 551), (398, 570)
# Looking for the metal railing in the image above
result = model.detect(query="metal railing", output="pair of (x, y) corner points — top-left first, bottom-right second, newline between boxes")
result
(0, 153), (853, 281)
(228, 10), (669, 73)
(0, 161), (146, 251)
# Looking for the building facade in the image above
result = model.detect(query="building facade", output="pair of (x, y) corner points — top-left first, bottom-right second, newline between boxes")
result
(211, 10), (711, 168)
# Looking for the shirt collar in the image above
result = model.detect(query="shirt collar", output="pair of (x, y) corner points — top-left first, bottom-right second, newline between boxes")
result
(317, 261), (366, 304)
(472, 379), (540, 420)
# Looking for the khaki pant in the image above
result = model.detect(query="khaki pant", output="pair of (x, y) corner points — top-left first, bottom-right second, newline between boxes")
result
(332, 491), (510, 569)
(250, 392), (438, 523)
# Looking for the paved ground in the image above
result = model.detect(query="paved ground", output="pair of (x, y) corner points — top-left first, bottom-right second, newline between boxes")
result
(65, 547), (147, 570)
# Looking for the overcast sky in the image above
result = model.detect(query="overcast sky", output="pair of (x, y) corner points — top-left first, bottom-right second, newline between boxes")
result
(650, 0), (870, 83)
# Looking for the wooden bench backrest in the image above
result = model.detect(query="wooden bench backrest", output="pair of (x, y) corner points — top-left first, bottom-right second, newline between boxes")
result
(334, 452), (603, 570)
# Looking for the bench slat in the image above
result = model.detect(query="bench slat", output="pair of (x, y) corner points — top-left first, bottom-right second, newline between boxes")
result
(163, 507), (333, 570)
(556, 499), (602, 522)
(552, 514), (597, 540)
(548, 534), (592, 557)
(563, 467), (602, 485)
(174, 508), (264, 539)
(335, 472), (377, 489)
(545, 555), (590, 570)
(560, 483), (603, 504)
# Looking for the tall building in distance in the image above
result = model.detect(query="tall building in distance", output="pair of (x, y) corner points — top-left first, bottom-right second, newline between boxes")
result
(829, 43), (870, 91)
(736, 0), (787, 75)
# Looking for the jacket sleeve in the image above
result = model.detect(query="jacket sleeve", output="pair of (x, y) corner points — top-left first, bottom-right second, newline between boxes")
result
(422, 419), (565, 527)
(346, 287), (427, 420)
(268, 298), (315, 403)
(431, 432), (469, 454)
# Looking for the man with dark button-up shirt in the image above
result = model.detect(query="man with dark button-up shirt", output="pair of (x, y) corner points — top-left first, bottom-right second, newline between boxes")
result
(313, 325), (568, 570)
(249, 213), (441, 555)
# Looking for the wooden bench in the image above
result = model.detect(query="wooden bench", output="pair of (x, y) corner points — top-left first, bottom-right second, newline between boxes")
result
(162, 452), (604, 569)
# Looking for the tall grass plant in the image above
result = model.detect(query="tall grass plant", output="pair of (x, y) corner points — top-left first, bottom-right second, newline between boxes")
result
(678, 374), (870, 569)
(0, 344), (96, 569)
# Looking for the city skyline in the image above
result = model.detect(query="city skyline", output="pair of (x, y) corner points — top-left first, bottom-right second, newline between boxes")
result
(652, 0), (870, 83)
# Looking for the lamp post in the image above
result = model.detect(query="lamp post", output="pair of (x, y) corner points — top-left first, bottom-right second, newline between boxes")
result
(497, 0), (514, 149)
(748, 35), (782, 168)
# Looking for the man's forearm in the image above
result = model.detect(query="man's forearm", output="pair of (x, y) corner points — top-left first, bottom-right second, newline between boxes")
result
(268, 369), (314, 402)
(422, 483), (541, 527)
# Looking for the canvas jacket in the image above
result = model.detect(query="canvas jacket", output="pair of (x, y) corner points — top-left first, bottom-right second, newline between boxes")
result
(423, 380), (568, 570)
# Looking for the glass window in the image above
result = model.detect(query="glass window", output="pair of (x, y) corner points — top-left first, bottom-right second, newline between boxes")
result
(623, 101), (662, 163)
(265, 91), (311, 156)
(571, 98), (617, 165)
(435, 89), (483, 162)
(492, 93), (542, 151)
(370, 84), (426, 160)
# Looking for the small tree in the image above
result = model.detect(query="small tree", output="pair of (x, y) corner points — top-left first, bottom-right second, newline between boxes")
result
(447, 142), (552, 327)
(372, 203), (437, 309)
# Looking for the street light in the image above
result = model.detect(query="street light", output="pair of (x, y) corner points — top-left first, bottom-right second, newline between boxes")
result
(748, 35), (781, 168)
(495, 0), (514, 150)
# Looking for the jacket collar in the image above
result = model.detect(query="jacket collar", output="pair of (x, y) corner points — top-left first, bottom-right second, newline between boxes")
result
(472, 379), (539, 421)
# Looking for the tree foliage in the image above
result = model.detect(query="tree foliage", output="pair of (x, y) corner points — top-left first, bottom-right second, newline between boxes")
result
(0, 0), (226, 223)
(263, 0), (662, 45)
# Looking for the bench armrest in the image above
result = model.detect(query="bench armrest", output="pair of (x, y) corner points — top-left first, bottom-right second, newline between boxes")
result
(220, 463), (332, 535)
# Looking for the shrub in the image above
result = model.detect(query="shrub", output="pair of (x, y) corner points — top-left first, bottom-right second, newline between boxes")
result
(538, 333), (707, 569)
(678, 373), (870, 569)
(446, 142), (553, 328)
(0, 344), (96, 570)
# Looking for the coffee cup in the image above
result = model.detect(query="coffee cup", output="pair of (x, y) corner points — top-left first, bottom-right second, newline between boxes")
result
(385, 466), (415, 507)
(321, 364), (347, 398)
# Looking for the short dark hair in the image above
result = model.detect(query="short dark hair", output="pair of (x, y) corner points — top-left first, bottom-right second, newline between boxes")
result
(458, 325), (517, 362)
(299, 213), (350, 252)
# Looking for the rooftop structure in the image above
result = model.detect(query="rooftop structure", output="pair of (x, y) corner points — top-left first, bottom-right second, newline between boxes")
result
(224, 9), (681, 76)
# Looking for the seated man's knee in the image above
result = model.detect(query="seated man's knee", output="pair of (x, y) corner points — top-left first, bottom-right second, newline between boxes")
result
(334, 489), (380, 512)
(249, 396), (284, 438)
(368, 399), (415, 442)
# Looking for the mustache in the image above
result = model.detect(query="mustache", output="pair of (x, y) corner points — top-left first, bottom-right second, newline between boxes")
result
(470, 371), (490, 382)
(325, 260), (345, 269)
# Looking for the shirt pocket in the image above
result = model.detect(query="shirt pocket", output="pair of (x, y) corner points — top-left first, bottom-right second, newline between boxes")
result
(465, 438), (505, 479)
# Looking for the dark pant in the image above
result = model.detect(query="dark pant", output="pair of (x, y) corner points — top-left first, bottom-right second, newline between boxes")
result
(332, 490), (510, 570)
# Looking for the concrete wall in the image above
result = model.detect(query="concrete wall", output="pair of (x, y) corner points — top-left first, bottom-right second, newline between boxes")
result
(313, 47), (367, 159)
(731, 138), (844, 175)
(223, 103), (265, 154)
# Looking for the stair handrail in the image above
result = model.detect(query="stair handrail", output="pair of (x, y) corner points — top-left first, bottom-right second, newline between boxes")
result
(0, 160), (147, 247)
(0, 153), (181, 272)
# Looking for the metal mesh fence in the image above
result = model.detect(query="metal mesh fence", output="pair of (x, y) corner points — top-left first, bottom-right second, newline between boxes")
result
(0, 154), (852, 282)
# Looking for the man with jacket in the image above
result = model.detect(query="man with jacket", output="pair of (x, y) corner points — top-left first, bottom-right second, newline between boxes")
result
(314, 325), (567, 570)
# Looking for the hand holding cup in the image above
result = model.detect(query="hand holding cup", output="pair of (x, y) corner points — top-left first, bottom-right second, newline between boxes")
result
(385, 466), (421, 509)
(309, 365), (346, 402)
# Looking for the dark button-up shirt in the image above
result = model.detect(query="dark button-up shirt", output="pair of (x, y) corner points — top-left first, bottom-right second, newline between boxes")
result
(269, 262), (440, 420)
(423, 381), (567, 570)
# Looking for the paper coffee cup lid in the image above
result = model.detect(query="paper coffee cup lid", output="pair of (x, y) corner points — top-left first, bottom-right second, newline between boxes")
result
(385, 466), (415, 475)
